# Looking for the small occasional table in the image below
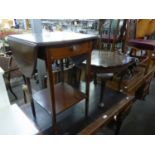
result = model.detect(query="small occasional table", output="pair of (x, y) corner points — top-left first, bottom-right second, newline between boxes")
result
(89, 50), (135, 107)
(8, 32), (97, 134)
(90, 50), (134, 73)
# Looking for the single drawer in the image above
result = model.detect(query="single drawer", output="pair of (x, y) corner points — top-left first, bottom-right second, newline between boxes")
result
(46, 41), (92, 59)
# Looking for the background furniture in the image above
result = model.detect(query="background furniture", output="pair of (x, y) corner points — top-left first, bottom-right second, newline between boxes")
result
(82, 50), (135, 108)
(98, 19), (128, 52)
(127, 39), (155, 99)
(128, 39), (155, 73)
(0, 54), (26, 100)
(0, 67), (38, 135)
(0, 67), (10, 109)
(127, 20), (155, 59)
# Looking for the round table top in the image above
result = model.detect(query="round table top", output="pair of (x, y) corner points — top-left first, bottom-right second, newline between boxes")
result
(91, 50), (134, 69)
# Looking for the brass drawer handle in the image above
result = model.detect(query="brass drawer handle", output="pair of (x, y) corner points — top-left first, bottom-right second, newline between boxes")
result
(69, 45), (78, 52)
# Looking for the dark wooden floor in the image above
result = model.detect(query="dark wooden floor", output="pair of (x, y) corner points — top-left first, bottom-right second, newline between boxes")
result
(19, 81), (125, 135)
(118, 78), (155, 135)
(9, 77), (155, 135)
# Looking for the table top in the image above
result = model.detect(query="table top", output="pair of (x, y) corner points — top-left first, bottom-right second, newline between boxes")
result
(128, 39), (155, 51)
(8, 32), (97, 47)
(91, 50), (134, 69)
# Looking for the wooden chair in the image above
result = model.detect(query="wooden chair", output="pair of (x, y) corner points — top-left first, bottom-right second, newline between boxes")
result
(127, 19), (155, 76)
(108, 56), (154, 100)
(94, 20), (128, 101)
(0, 54), (26, 100)
(127, 20), (144, 58)
(98, 19), (128, 52)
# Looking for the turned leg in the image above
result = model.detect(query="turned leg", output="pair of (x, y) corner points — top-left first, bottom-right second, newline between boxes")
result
(99, 79), (106, 108)
(26, 78), (36, 119)
(8, 83), (17, 100)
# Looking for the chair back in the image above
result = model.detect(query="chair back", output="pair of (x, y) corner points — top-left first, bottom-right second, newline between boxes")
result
(99, 19), (128, 52)
(0, 55), (11, 71)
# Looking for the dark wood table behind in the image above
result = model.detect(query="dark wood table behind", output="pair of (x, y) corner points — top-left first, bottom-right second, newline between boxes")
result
(90, 50), (135, 73)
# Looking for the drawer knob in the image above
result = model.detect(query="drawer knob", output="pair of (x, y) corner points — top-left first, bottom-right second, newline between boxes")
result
(69, 45), (78, 51)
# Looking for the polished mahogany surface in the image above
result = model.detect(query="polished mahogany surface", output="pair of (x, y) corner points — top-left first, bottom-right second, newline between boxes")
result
(8, 32), (96, 78)
(33, 82), (86, 114)
(91, 50), (134, 68)
(8, 32), (97, 47)
(128, 39), (155, 50)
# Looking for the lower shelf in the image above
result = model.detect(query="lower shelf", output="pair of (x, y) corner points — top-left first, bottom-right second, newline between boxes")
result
(33, 82), (86, 114)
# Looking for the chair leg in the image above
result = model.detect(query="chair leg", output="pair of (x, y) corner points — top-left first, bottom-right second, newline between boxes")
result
(118, 71), (125, 91)
(114, 114), (123, 135)
(34, 73), (39, 84)
(26, 78), (36, 119)
(94, 73), (97, 85)
(22, 85), (27, 104)
(43, 75), (47, 88)
(23, 90), (27, 103)
(22, 75), (26, 84)
(99, 80), (106, 107)
(8, 83), (17, 100)
(75, 67), (81, 87)
(122, 41), (125, 53)
(22, 75), (27, 103)
(77, 68), (81, 84)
